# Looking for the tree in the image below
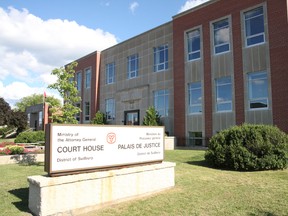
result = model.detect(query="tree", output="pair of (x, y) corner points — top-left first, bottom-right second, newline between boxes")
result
(0, 97), (11, 126)
(48, 61), (81, 124)
(15, 93), (61, 112)
(91, 111), (106, 125)
(143, 106), (161, 126)
(9, 110), (28, 134)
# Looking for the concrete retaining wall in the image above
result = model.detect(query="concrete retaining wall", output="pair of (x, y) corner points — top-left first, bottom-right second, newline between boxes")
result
(28, 161), (176, 216)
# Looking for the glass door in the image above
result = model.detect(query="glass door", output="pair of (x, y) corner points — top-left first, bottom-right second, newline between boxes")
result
(124, 110), (139, 125)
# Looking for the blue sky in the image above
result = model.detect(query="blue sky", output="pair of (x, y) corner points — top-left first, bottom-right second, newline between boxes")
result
(0, 0), (210, 107)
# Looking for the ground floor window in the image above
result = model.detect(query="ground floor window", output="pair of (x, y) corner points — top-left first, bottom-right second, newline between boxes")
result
(84, 102), (90, 122)
(248, 71), (268, 109)
(154, 89), (169, 117)
(105, 98), (115, 120)
(189, 131), (203, 146)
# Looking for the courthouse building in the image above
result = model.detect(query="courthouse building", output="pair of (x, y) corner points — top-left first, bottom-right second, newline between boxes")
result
(71, 0), (288, 146)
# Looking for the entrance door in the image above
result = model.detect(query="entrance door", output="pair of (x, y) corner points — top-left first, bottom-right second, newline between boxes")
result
(124, 110), (139, 125)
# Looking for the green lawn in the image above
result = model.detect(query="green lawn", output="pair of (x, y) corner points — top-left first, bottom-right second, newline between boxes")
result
(0, 150), (287, 216)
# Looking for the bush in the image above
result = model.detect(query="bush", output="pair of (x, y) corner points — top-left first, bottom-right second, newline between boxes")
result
(14, 131), (45, 143)
(91, 111), (106, 125)
(143, 106), (161, 126)
(205, 124), (288, 171)
(6, 145), (24, 154)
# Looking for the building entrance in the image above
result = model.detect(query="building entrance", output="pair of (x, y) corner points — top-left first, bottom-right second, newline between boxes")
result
(124, 110), (139, 125)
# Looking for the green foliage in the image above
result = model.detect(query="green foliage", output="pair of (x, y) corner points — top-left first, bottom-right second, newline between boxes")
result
(15, 131), (45, 143)
(142, 106), (161, 126)
(48, 61), (81, 124)
(15, 93), (61, 112)
(205, 124), (288, 171)
(91, 111), (106, 124)
(0, 97), (11, 126)
(6, 145), (24, 154)
(8, 110), (28, 134)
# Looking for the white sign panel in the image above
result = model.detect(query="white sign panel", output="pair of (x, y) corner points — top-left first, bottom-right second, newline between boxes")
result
(45, 124), (164, 175)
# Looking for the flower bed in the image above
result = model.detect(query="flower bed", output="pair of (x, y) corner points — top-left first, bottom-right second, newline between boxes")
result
(0, 142), (44, 156)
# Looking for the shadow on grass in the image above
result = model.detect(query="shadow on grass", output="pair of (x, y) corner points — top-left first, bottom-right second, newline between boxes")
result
(186, 159), (213, 168)
(248, 211), (278, 216)
(9, 187), (32, 214)
(10, 154), (44, 166)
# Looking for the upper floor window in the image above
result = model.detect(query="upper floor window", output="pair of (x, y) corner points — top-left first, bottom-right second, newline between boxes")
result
(127, 54), (138, 79)
(248, 71), (268, 110)
(213, 18), (230, 54)
(106, 63), (115, 84)
(154, 89), (169, 117)
(84, 102), (90, 122)
(244, 6), (265, 47)
(76, 72), (82, 91)
(85, 68), (91, 89)
(154, 44), (168, 72)
(187, 29), (201, 61)
(188, 82), (202, 114)
(215, 76), (232, 112)
(105, 98), (115, 120)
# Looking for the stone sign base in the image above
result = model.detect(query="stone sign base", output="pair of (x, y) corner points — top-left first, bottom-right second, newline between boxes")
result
(28, 162), (176, 216)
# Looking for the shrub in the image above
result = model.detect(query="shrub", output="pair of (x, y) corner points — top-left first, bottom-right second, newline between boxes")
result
(6, 145), (24, 154)
(143, 106), (161, 126)
(91, 111), (106, 125)
(14, 131), (45, 143)
(205, 124), (288, 171)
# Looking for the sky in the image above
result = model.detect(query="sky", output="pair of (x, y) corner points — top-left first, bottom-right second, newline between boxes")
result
(0, 0), (210, 108)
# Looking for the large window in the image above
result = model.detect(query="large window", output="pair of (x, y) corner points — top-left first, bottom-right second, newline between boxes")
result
(76, 72), (82, 91)
(106, 63), (115, 84)
(244, 6), (265, 47)
(213, 18), (230, 54)
(84, 102), (90, 122)
(188, 82), (202, 114)
(154, 44), (168, 72)
(85, 68), (91, 89)
(154, 89), (169, 117)
(105, 98), (115, 120)
(216, 77), (232, 112)
(187, 29), (201, 61)
(248, 71), (268, 109)
(127, 54), (138, 79)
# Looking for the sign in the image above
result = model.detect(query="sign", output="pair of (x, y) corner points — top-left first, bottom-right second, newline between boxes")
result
(45, 124), (164, 176)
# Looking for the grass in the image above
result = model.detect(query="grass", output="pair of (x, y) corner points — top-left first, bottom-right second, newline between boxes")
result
(0, 150), (287, 216)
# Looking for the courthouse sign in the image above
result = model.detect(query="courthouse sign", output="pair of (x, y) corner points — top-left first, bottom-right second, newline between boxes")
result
(45, 124), (164, 176)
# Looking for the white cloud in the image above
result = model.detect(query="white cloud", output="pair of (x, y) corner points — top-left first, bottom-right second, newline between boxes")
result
(129, 2), (139, 14)
(178, 0), (211, 13)
(0, 7), (118, 106)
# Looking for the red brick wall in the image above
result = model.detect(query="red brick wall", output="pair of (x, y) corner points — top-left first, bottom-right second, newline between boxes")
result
(172, 0), (279, 144)
(74, 51), (100, 122)
(267, 0), (288, 133)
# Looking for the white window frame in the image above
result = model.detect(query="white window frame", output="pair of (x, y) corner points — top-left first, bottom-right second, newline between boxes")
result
(154, 89), (169, 117)
(187, 28), (201, 61)
(188, 82), (202, 114)
(85, 68), (91, 89)
(154, 44), (168, 72)
(127, 54), (138, 79)
(106, 63), (115, 84)
(105, 98), (115, 121)
(213, 18), (230, 55)
(215, 76), (232, 112)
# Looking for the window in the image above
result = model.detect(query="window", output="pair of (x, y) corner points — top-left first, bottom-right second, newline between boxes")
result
(76, 72), (82, 91)
(106, 63), (115, 84)
(127, 54), (138, 79)
(213, 18), (230, 54)
(188, 82), (202, 114)
(105, 98), (115, 120)
(39, 111), (43, 129)
(189, 132), (203, 146)
(85, 68), (91, 89)
(84, 102), (90, 122)
(154, 44), (168, 72)
(216, 77), (232, 112)
(248, 71), (268, 109)
(154, 89), (169, 117)
(75, 103), (80, 122)
(187, 29), (201, 61)
(244, 6), (265, 46)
